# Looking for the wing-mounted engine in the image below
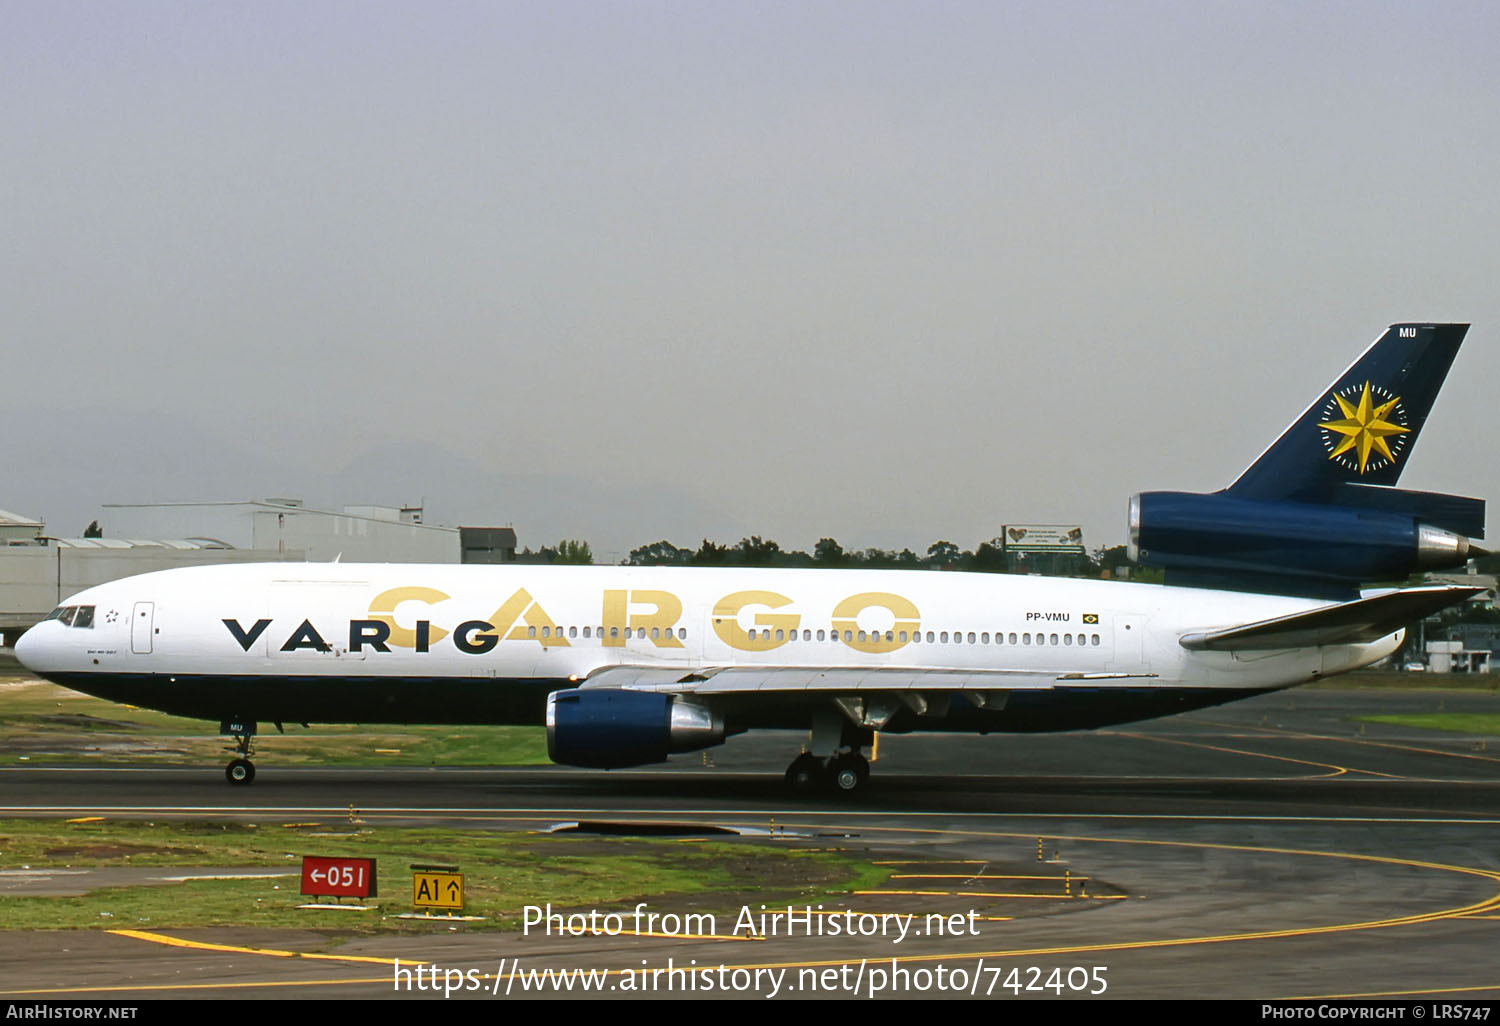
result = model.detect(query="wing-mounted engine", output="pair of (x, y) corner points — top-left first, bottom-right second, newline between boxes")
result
(545, 688), (725, 768)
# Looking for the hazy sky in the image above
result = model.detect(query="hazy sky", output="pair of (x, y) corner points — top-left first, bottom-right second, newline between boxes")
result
(5, 2), (1498, 561)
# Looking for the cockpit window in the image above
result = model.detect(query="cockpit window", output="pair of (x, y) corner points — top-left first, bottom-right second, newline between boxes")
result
(43, 605), (94, 627)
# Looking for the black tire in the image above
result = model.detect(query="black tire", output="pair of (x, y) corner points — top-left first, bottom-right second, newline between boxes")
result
(828, 754), (869, 795)
(784, 753), (824, 792)
(226, 758), (256, 785)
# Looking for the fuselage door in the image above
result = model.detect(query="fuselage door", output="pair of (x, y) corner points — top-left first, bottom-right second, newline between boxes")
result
(131, 601), (155, 654)
(1108, 614), (1147, 673)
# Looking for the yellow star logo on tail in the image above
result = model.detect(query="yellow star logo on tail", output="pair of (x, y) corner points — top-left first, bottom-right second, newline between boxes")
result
(1318, 381), (1410, 474)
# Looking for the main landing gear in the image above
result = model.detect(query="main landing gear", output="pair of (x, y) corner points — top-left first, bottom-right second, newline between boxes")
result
(222, 719), (256, 786)
(785, 751), (870, 795)
(784, 713), (874, 796)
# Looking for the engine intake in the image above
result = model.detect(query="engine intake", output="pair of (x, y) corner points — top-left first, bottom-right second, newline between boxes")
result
(546, 688), (725, 769)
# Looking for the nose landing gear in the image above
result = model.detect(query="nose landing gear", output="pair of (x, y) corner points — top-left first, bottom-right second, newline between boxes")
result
(221, 719), (256, 786)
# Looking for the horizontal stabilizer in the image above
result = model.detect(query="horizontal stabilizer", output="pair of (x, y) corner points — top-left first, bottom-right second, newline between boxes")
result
(1179, 586), (1480, 652)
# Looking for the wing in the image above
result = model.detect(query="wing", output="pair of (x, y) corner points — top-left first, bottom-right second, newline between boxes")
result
(576, 665), (1157, 694)
(574, 664), (1158, 728)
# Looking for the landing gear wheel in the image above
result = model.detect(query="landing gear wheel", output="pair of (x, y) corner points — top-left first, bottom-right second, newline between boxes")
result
(785, 753), (825, 792)
(827, 753), (869, 795)
(225, 758), (256, 786)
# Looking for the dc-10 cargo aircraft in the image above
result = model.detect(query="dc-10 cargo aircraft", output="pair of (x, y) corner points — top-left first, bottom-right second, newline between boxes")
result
(15, 323), (1488, 792)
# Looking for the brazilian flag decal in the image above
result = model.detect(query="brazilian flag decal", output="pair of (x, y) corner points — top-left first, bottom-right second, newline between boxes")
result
(1082, 613), (1099, 624)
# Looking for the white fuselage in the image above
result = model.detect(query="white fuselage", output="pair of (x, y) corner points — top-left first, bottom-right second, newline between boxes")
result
(16, 562), (1400, 734)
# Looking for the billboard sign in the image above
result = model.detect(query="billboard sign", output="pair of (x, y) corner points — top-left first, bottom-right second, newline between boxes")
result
(1001, 525), (1085, 553)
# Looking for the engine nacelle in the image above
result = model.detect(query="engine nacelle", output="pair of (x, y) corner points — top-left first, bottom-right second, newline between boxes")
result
(1129, 491), (1476, 588)
(545, 688), (725, 769)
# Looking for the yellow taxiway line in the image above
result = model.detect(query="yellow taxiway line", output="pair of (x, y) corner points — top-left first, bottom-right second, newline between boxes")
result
(12, 823), (1500, 997)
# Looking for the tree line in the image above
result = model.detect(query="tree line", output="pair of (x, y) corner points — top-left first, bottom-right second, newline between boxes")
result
(517, 536), (1136, 579)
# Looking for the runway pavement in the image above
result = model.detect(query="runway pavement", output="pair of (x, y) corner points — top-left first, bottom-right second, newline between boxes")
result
(2, 686), (1499, 1000)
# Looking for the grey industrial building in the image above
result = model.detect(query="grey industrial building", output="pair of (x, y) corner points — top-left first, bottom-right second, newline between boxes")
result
(0, 509), (45, 546)
(0, 499), (518, 647)
(101, 499), (460, 563)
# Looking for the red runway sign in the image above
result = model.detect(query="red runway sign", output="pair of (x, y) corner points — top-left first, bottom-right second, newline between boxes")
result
(300, 856), (377, 898)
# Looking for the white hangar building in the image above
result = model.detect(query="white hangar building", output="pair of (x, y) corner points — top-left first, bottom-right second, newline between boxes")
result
(2, 499), (516, 646)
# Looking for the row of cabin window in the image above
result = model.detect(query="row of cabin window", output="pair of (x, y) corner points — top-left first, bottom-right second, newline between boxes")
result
(739, 628), (1104, 646)
(533, 626), (687, 640)
(527, 624), (1104, 647)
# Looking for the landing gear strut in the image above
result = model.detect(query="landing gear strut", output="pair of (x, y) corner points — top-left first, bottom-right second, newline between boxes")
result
(221, 719), (257, 786)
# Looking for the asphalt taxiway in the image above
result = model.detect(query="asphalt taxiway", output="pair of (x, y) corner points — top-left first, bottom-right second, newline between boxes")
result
(2, 686), (1499, 1000)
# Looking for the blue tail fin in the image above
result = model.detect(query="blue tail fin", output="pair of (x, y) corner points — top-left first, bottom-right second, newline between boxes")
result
(1228, 323), (1468, 501)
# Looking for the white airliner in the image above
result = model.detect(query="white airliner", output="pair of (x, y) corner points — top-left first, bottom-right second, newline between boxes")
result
(13, 323), (1486, 792)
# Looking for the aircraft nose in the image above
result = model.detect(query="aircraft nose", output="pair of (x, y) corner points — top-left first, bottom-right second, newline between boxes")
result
(13, 625), (40, 671)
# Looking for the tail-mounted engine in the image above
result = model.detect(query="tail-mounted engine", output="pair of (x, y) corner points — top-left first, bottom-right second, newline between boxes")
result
(1129, 490), (1485, 595)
